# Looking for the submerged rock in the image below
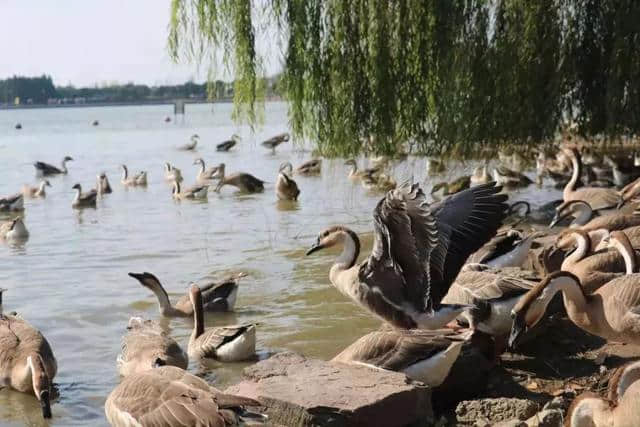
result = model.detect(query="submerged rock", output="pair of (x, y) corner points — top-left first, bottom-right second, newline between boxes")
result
(226, 351), (432, 427)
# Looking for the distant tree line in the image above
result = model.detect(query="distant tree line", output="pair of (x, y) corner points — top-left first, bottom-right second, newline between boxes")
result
(0, 74), (281, 106)
(169, 0), (640, 156)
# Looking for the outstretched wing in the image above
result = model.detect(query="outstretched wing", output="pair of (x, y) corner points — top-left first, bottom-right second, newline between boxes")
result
(361, 183), (438, 312)
(427, 182), (508, 310)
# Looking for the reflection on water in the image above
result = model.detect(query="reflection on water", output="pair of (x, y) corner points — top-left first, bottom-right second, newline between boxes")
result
(0, 102), (562, 426)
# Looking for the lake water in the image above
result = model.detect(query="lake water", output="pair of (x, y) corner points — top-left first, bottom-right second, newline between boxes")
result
(0, 102), (561, 426)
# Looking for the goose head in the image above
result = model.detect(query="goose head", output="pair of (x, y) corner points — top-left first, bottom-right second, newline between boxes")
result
(279, 162), (293, 175)
(306, 226), (358, 256)
(128, 272), (164, 293)
(549, 200), (592, 228)
(63, 156), (74, 163)
(27, 355), (52, 419)
(231, 133), (241, 141)
(71, 183), (82, 192)
(43, 180), (52, 188)
(509, 271), (581, 348)
(192, 158), (204, 166)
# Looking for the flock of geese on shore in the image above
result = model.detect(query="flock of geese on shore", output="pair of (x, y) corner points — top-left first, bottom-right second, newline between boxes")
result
(6, 135), (640, 426)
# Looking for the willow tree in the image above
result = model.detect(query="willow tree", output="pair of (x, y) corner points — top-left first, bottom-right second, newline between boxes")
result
(169, 0), (640, 156)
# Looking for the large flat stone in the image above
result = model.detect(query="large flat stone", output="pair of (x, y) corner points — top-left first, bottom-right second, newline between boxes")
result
(225, 351), (432, 427)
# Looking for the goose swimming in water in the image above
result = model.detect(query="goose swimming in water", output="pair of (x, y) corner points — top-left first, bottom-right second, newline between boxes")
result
(34, 156), (73, 176)
(276, 162), (300, 201)
(71, 183), (98, 208)
(0, 217), (29, 241)
(306, 182), (509, 330)
(116, 317), (188, 377)
(22, 180), (51, 198)
(120, 165), (146, 187)
(105, 366), (263, 427)
(188, 284), (257, 362)
(171, 180), (208, 200)
(178, 134), (198, 151)
(261, 132), (289, 151)
(128, 272), (243, 317)
(193, 158), (217, 184)
(0, 193), (24, 212)
(344, 159), (380, 180)
(164, 162), (183, 183)
(97, 173), (112, 195)
(296, 159), (322, 175)
(492, 166), (533, 188)
(0, 307), (57, 419)
(212, 163), (265, 193)
(216, 134), (240, 152)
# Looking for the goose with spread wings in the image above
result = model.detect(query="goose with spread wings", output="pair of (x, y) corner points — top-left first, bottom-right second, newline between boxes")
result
(306, 182), (509, 329)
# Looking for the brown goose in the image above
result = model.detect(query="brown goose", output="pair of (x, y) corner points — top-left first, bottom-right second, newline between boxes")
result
(71, 183), (98, 208)
(0, 309), (57, 419)
(566, 359), (640, 427)
(164, 163), (183, 183)
(556, 229), (626, 292)
(193, 158), (217, 184)
(261, 132), (289, 151)
(296, 159), (322, 175)
(171, 180), (208, 200)
(510, 232), (640, 347)
(128, 272), (243, 317)
(216, 134), (240, 152)
(212, 163), (264, 193)
(275, 162), (300, 201)
(0, 193), (24, 211)
(187, 285), (256, 362)
(441, 266), (537, 346)
(562, 147), (622, 211)
(97, 173), (112, 195)
(333, 328), (470, 387)
(105, 366), (263, 426)
(178, 134), (198, 151)
(34, 156), (73, 176)
(120, 165), (147, 187)
(492, 166), (532, 188)
(550, 200), (640, 230)
(22, 180), (51, 198)
(0, 217), (29, 240)
(117, 317), (188, 377)
(306, 182), (508, 330)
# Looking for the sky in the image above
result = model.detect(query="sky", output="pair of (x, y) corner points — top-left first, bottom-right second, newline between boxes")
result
(0, 1), (280, 87)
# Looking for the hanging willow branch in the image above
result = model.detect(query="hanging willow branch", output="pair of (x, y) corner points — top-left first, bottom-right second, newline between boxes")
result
(169, 0), (640, 156)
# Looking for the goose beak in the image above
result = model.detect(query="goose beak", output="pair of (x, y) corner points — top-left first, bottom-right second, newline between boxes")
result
(306, 243), (324, 256)
(508, 315), (527, 349)
(548, 212), (565, 229)
(39, 390), (52, 419)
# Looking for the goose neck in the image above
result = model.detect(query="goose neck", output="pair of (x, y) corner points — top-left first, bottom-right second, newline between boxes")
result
(564, 150), (581, 197)
(561, 232), (591, 270)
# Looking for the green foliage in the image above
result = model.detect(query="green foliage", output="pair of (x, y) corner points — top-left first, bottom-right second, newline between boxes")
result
(0, 75), (57, 104)
(169, 0), (640, 156)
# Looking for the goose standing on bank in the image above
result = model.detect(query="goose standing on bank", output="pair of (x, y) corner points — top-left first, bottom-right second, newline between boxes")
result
(97, 173), (112, 195)
(193, 158), (217, 184)
(276, 162), (300, 201)
(333, 328), (470, 387)
(34, 156), (73, 176)
(22, 180), (51, 198)
(105, 366), (263, 427)
(171, 180), (208, 200)
(0, 217), (29, 240)
(510, 232), (640, 347)
(562, 147), (622, 210)
(216, 134), (240, 152)
(566, 359), (640, 427)
(261, 132), (289, 151)
(71, 183), (98, 208)
(306, 182), (509, 330)
(164, 162), (183, 183)
(0, 193), (24, 212)
(178, 134), (198, 151)
(188, 284), (256, 362)
(296, 159), (322, 175)
(128, 272), (243, 317)
(0, 310), (57, 419)
(116, 317), (188, 377)
(212, 163), (265, 193)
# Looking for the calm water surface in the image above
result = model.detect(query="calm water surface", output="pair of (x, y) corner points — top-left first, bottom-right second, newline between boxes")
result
(0, 103), (562, 426)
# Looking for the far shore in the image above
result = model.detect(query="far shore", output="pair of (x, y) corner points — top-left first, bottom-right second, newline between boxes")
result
(0, 98), (237, 111)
